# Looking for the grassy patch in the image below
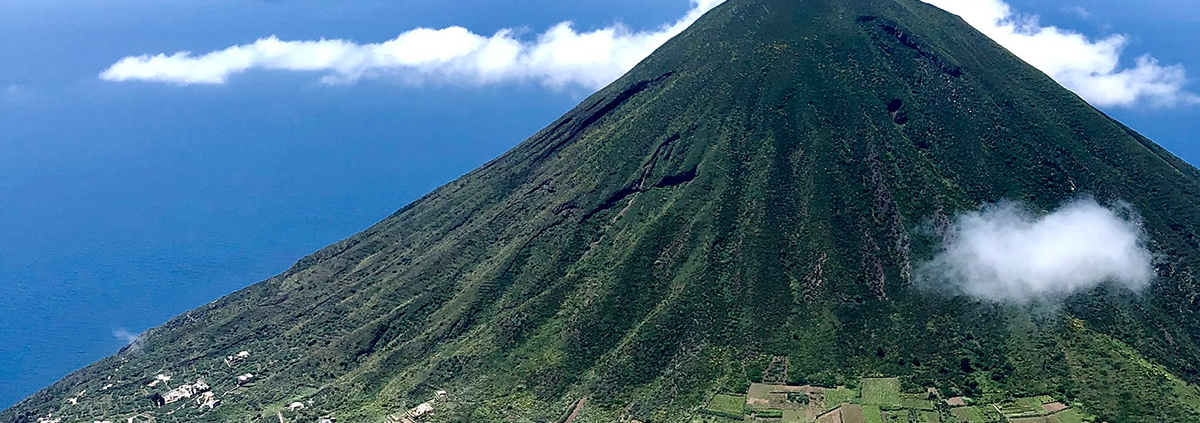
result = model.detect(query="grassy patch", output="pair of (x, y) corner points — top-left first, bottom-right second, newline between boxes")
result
(949, 406), (988, 423)
(863, 405), (883, 423)
(900, 393), (935, 410)
(782, 409), (807, 423)
(754, 408), (784, 418)
(705, 394), (746, 417)
(747, 383), (773, 402)
(881, 410), (908, 423)
(824, 387), (857, 409)
(1049, 408), (1085, 423)
(861, 378), (901, 407)
(919, 411), (940, 422)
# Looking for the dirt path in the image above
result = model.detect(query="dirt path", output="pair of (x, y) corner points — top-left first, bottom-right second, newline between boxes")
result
(564, 397), (587, 423)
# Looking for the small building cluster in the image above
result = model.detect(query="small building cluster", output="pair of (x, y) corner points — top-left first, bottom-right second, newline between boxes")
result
(152, 379), (210, 406)
(146, 374), (170, 388)
(125, 413), (156, 423)
(387, 390), (447, 423)
(196, 391), (220, 409)
(66, 389), (87, 406)
(224, 350), (251, 367)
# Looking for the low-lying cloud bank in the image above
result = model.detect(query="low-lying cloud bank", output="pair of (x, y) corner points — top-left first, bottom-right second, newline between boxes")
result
(922, 0), (1198, 107)
(917, 199), (1153, 304)
(99, 0), (723, 88)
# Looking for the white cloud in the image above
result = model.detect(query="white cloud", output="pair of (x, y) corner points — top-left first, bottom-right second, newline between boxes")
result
(100, 0), (725, 89)
(99, 0), (1195, 108)
(917, 199), (1154, 304)
(112, 327), (141, 344)
(922, 0), (1199, 107)
(113, 327), (147, 354)
(1065, 6), (1091, 20)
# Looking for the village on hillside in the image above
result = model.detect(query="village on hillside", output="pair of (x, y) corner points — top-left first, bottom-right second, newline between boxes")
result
(32, 347), (449, 423)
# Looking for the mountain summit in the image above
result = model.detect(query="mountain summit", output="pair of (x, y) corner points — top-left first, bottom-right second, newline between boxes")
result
(8, 0), (1200, 422)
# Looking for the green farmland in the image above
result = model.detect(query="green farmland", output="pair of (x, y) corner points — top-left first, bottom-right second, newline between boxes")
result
(699, 379), (1098, 423)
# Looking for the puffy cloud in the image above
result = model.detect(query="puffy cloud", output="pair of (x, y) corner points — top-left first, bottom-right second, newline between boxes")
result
(112, 327), (140, 344)
(100, 0), (725, 89)
(922, 0), (1199, 107)
(113, 327), (147, 354)
(917, 199), (1154, 304)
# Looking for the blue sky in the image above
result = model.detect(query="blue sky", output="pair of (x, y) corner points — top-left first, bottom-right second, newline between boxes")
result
(1, 0), (1197, 408)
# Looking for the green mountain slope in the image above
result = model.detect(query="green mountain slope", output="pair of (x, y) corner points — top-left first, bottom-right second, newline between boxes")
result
(8, 0), (1200, 422)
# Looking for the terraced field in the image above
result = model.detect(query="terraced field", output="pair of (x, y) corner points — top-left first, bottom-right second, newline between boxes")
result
(700, 380), (1096, 423)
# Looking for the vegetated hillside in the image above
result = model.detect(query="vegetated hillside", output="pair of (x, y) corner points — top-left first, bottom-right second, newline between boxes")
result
(8, 0), (1200, 422)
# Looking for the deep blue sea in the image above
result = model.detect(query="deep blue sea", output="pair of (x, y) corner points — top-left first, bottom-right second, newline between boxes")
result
(0, 80), (582, 407)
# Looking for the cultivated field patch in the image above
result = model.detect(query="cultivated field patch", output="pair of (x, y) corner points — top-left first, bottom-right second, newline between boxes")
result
(700, 380), (1091, 423)
(705, 394), (746, 417)
(746, 383), (828, 421)
(860, 378), (901, 407)
(862, 405), (883, 423)
(919, 411), (940, 422)
(900, 393), (935, 411)
(782, 409), (807, 423)
(816, 407), (843, 423)
(823, 387), (856, 410)
(949, 406), (987, 423)
(840, 404), (866, 423)
(1041, 402), (1067, 414)
(880, 409), (908, 423)
(1048, 408), (1085, 423)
